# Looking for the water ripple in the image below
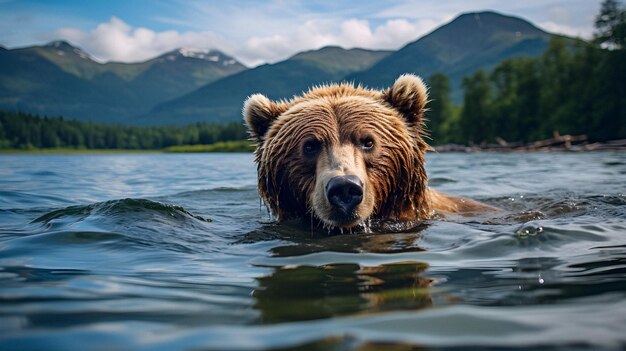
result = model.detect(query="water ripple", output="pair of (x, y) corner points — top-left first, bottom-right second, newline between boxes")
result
(2, 152), (626, 351)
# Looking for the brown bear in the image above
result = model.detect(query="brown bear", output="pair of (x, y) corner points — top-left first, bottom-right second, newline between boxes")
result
(244, 74), (492, 232)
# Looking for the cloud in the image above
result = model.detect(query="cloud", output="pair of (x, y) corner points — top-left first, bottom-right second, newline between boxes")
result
(54, 15), (437, 66)
(55, 17), (229, 63)
(237, 20), (334, 66)
(341, 18), (440, 48)
(236, 17), (437, 66)
(537, 21), (593, 38)
(47, 0), (601, 66)
(371, 0), (600, 38)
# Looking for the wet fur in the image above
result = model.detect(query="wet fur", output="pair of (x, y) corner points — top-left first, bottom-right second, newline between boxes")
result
(244, 74), (492, 230)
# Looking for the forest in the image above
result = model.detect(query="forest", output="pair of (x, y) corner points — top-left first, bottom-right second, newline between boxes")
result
(427, 0), (625, 145)
(0, 0), (624, 150)
(0, 111), (247, 150)
(427, 38), (625, 145)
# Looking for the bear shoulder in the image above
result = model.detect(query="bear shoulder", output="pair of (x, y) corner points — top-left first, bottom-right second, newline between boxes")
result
(427, 188), (498, 216)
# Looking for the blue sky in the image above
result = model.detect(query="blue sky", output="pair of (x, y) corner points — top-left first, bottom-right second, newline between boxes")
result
(0, 0), (604, 66)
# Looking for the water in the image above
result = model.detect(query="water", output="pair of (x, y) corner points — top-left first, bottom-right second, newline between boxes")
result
(1, 152), (625, 350)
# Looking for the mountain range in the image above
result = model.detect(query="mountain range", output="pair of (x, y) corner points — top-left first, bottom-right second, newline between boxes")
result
(348, 11), (553, 96)
(0, 11), (570, 125)
(144, 46), (392, 125)
(0, 41), (245, 123)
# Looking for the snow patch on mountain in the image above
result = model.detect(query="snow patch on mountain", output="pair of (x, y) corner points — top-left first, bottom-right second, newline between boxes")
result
(178, 48), (218, 61)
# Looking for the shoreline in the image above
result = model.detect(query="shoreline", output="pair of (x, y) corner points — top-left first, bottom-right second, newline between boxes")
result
(433, 143), (626, 153)
(0, 148), (164, 155)
(2, 147), (623, 155)
(0, 141), (255, 154)
(0, 149), (254, 155)
(2, 137), (624, 155)
(434, 135), (626, 153)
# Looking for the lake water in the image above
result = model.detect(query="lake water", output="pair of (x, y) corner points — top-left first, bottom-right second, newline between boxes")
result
(1, 152), (625, 350)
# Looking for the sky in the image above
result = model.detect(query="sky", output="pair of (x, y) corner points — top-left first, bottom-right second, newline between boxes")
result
(0, 0), (605, 67)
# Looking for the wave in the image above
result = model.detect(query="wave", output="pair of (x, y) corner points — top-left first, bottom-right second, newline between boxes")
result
(32, 198), (211, 225)
(484, 193), (626, 222)
(23, 198), (219, 254)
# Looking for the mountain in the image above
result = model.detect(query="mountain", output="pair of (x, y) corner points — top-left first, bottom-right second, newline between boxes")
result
(348, 11), (554, 99)
(143, 46), (392, 125)
(1, 11), (572, 125)
(145, 11), (565, 125)
(0, 41), (245, 122)
(0, 41), (124, 121)
(126, 48), (246, 109)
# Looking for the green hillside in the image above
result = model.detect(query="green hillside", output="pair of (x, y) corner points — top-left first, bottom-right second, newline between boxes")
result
(348, 11), (558, 100)
(145, 11), (568, 124)
(0, 44), (134, 122)
(0, 42), (246, 123)
(143, 46), (391, 125)
(127, 49), (246, 109)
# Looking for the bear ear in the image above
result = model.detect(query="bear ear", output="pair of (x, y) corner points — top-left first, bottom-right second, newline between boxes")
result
(243, 94), (284, 142)
(383, 74), (429, 124)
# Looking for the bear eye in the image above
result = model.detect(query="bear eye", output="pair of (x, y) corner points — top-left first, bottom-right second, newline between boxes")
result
(302, 139), (321, 156)
(360, 137), (375, 151)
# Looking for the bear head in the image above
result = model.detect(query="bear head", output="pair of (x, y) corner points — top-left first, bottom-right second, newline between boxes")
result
(244, 74), (431, 230)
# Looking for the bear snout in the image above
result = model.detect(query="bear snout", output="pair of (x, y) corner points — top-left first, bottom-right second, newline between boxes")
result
(326, 175), (364, 215)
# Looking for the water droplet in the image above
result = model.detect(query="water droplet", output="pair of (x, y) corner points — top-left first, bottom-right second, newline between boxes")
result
(516, 223), (544, 238)
(360, 218), (372, 234)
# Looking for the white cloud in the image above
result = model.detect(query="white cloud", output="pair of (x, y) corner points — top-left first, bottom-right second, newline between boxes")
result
(371, 0), (600, 39)
(48, 0), (601, 66)
(538, 21), (593, 39)
(342, 18), (440, 48)
(54, 15), (438, 66)
(238, 20), (336, 66)
(55, 16), (230, 63)
(236, 18), (438, 66)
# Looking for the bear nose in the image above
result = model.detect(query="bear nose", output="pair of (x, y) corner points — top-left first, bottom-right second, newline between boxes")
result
(326, 176), (363, 214)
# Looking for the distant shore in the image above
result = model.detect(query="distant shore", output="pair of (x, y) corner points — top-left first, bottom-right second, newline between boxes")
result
(0, 140), (255, 154)
(434, 135), (626, 153)
(2, 137), (624, 154)
(0, 148), (163, 154)
(162, 140), (254, 153)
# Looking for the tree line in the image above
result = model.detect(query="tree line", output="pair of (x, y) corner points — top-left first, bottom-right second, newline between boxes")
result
(427, 0), (626, 145)
(0, 111), (247, 150)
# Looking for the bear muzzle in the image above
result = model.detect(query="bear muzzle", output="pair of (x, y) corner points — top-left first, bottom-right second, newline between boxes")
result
(325, 175), (364, 222)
